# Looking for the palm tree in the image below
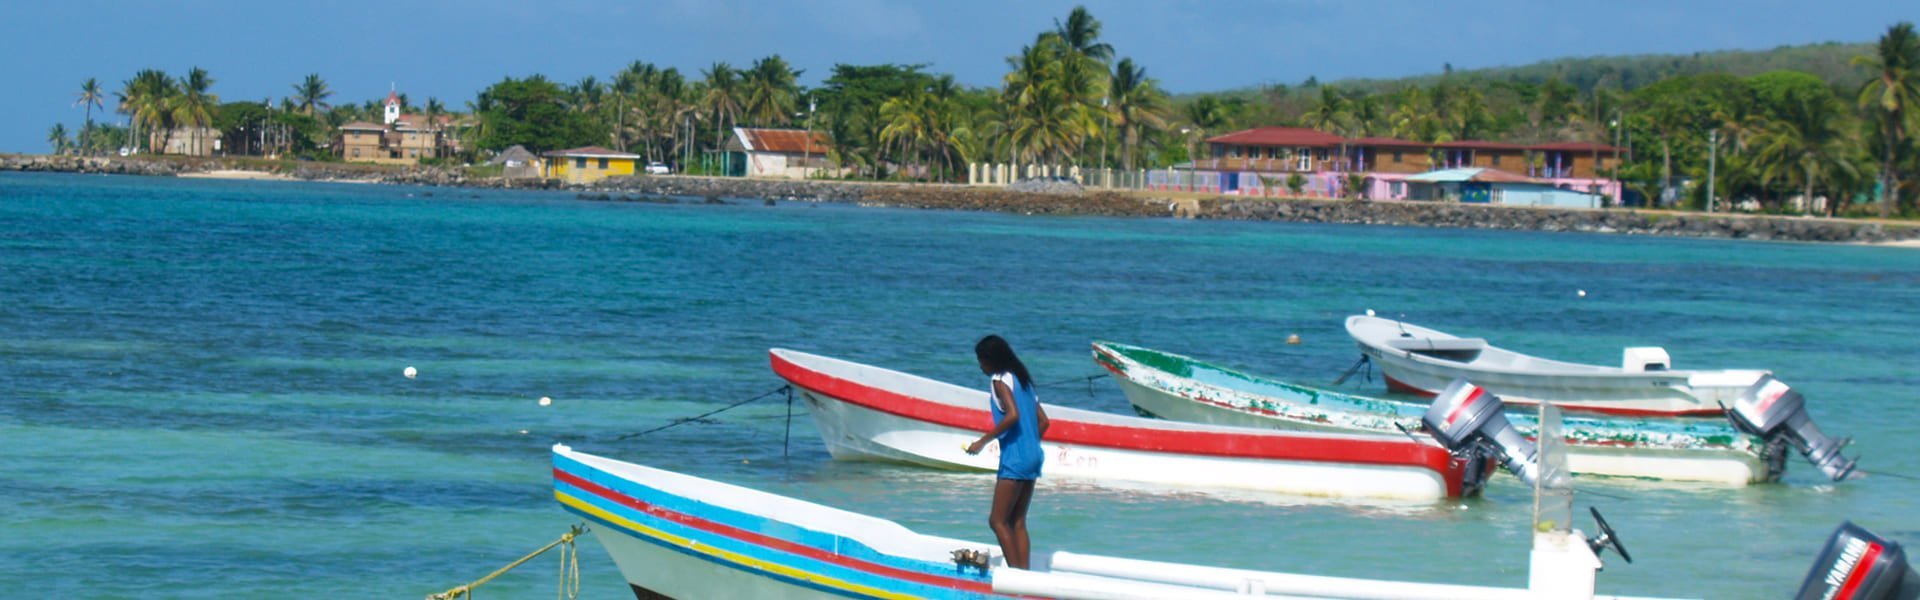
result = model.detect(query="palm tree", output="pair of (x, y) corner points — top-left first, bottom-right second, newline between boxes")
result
(292, 73), (332, 116)
(1753, 92), (1857, 216)
(1054, 6), (1114, 64)
(701, 62), (743, 163)
(1854, 22), (1920, 216)
(48, 124), (71, 155)
(424, 97), (446, 158)
(171, 67), (218, 155)
(74, 78), (104, 155)
(117, 69), (176, 153)
(1107, 57), (1168, 170)
(742, 55), (800, 127)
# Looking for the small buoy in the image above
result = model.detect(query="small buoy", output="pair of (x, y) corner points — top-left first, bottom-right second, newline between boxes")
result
(403, 366), (417, 379)
(538, 396), (552, 406)
(742, 459), (750, 464)
(519, 429), (528, 435)
(1286, 334), (1302, 345)
(1365, 309), (1376, 317)
(1577, 290), (1587, 298)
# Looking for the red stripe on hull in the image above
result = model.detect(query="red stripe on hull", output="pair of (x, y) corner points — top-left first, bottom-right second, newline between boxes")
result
(771, 350), (1468, 497)
(557, 468), (995, 595)
(1380, 373), (1724, 418)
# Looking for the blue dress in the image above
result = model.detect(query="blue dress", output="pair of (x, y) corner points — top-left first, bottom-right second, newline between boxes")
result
(988, 372), (1044, 480)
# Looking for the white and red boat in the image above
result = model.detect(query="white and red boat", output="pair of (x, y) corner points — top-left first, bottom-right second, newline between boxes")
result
(768, 348), (1487, 501)
(1347, 315), (1770, 418)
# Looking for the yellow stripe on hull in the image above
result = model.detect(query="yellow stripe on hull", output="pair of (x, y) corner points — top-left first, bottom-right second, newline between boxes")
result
(555, 490), (921, 600)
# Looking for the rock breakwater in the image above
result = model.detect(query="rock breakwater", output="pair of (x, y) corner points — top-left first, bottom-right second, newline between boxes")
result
(8, 154), (1915, 244)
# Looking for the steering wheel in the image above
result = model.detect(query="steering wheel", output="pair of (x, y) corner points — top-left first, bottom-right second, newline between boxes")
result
(1587, 506), (1633, 564)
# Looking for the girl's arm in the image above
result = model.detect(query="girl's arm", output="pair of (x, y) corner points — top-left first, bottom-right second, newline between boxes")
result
(1035, 401), (1050, 437)
(965, 380), (1020, 454)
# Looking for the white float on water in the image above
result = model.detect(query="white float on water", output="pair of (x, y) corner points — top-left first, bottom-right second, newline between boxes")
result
(403, 366), (417, 379)
(539, 396), (553, 406)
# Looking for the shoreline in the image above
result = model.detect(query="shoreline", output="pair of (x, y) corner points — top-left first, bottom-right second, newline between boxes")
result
(177, 169), (296, 181)
(6, 152), (1918, 246)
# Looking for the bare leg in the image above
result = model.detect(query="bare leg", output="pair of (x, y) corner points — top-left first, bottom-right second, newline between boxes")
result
(987, 478), (1026, 569)
(1007, 479), (1036, 569)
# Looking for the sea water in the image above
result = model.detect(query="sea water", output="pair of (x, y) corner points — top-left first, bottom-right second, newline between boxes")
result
(0, 171), (1914, 599)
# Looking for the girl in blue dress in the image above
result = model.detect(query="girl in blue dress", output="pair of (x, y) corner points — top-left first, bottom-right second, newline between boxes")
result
(964, 335), (1050, 570)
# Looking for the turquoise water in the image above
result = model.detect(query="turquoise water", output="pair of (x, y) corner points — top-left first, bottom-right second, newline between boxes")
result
(1, 171), (1915, 598)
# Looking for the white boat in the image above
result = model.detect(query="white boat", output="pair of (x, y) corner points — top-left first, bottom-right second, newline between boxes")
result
(769, 348), (1484, 501)
(1346, 315), (1770, 417)
(553, 442), (1672, 599)
(1093, 341), (1780, 485)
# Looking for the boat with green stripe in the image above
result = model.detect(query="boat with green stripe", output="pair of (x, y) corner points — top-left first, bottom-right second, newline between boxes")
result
(1092, 341), (1783, 485)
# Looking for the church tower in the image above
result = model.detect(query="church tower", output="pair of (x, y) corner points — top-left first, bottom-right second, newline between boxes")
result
(383, 85), (401, 125)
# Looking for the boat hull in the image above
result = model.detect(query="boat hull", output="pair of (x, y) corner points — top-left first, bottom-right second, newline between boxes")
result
(1347, 315), (1766, 417)
(554, 445), (1681, 600)
(773, 348), (1473, 501)
(555, 447), (1000, 600)
(1095, 342), (1774, 485)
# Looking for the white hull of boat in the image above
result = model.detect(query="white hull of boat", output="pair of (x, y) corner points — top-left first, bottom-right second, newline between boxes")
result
(555, 445), (1683, 600)
(772, 348), (1474, 501)
(1348, 315), (1768, 417)
(1112, 375), (1767, 485)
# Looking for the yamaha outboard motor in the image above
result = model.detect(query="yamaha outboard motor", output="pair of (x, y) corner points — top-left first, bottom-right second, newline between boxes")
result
(1795, 522), (1919, 600)
(1727, 376), (1858, 481)
(1422, 379), (1539, 488)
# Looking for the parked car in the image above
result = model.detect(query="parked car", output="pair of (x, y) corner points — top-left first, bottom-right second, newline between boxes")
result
(644, 162), (670, 175)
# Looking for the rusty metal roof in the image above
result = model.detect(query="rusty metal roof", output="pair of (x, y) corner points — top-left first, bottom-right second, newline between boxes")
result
(1205, 127), (1344, 147)
(740, 128), (830, 154)
(541, 146), (641, 159)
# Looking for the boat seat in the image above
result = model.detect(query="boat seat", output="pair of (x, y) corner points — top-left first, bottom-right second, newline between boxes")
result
(1386, 337), (1487, 353)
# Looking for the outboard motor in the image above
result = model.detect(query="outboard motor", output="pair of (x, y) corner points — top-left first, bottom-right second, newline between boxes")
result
(1794, 522), (1919, 600)
(1727, 376), (1858, 481)
(1422, 379), (1539, 487)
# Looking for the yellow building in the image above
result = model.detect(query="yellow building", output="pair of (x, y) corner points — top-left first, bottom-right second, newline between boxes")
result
(542, 146), (640, 184)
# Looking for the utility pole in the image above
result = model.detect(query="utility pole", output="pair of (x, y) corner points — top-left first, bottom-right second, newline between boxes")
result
(1706, 129), (1718, 213)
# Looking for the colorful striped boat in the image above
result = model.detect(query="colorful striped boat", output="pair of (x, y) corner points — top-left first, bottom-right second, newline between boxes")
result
(770, 348), (1487, 501)
(552, 444), (1679, 599)
(1093, 341), (1782, 485)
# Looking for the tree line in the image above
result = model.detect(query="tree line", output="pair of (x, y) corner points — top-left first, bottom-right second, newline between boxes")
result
(47, 10), (1920, 216)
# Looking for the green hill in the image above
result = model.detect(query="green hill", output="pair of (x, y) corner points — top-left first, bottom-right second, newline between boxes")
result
(1198, 41), (1872, 99)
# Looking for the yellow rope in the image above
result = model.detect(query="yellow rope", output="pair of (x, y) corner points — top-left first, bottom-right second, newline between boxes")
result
(427, 524), (589, 600)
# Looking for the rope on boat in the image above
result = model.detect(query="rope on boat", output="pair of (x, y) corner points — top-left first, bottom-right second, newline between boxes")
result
(1036, 373), (1103, 398)
(426, 523), (588, 600)
(1332, 354), (1372, 386)
(783, 384), (794, 457)
(611, 384), (794, 442)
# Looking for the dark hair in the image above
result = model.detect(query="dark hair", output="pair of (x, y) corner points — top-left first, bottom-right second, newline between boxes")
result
(974, 334), (1033, 390)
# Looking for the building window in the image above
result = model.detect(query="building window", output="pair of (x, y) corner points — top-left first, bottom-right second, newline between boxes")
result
(1392, 150), (1402, 162)
(352, 149), (360, 157)
(575, 157), (586, 169)
(598, 158), (609, 169)
(1492, 154), (1502, 166)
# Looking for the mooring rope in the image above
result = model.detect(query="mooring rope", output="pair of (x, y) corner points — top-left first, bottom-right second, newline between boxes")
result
(611, 384), (793, 442)
(1035, 373), (1103, 398)
(426, 523), (587, 600)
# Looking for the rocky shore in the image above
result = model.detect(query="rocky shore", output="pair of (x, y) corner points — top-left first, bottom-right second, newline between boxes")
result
(7, 153), (1916, 244)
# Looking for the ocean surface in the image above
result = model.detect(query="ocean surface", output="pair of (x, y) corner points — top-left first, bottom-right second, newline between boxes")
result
(2, 170), (1915, 599)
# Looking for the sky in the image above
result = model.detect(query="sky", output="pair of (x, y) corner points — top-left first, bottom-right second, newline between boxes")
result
(3, 0), (1915, 153)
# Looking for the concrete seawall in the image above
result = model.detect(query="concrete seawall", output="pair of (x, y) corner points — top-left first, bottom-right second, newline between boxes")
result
(6, 153), (1916, 244)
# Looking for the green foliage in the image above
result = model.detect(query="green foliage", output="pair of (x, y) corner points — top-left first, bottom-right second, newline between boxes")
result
(475, 76), (603, 154)
(1285, 172), (1305, 195)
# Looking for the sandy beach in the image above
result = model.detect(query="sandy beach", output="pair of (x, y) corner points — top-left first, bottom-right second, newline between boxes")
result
(178, 169), (294, 181)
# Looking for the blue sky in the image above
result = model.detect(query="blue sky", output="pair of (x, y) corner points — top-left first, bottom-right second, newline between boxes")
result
(3, 0), (1914, 153)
